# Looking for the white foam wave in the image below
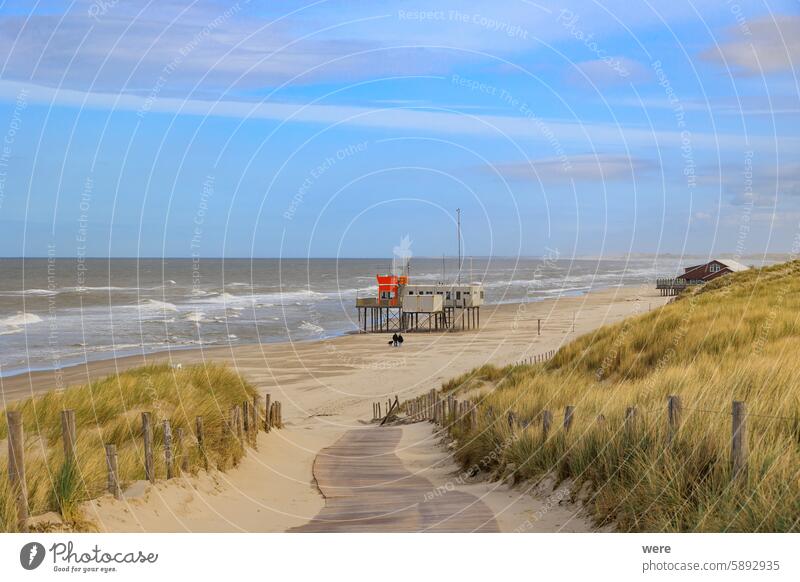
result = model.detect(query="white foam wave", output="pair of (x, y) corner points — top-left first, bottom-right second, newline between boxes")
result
(183, 311), (208, 323)
(299, 321), (324, 334)
(136, 299), (178, 312)
(0, 312), (44, 335)
(2, 312), (43, 326)
(19, 288), (56, 296)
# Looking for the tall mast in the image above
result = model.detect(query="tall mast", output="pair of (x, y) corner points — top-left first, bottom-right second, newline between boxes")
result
(457, 208), (461, 284)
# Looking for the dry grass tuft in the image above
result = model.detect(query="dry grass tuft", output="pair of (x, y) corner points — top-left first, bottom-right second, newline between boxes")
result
(0, 363), (256, 532)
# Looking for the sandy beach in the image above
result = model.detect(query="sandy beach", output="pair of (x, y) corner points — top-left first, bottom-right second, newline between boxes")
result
(4, 284), (667, 532)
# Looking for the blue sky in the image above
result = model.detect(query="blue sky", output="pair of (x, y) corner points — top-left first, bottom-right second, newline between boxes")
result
(0, 0), (797, 258)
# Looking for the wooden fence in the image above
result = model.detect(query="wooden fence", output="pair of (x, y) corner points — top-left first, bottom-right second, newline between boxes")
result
(371, 349), (557, 424)
(389, 391), (756, 490)
(514, 349), (556, 366)
(4, 395), (283, 530)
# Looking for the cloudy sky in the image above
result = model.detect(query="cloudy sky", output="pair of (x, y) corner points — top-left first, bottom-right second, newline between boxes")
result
(0, 0), (797, 258)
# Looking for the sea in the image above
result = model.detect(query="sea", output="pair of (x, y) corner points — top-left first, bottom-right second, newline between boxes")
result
(0, 256), (717, 377)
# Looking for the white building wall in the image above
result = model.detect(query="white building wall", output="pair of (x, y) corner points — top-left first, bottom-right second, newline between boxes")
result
(401, 284), (484, 308)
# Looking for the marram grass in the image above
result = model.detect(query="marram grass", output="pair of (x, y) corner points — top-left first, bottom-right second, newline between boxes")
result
(0, 363), (256, 532)
(447, 260), (800, 532)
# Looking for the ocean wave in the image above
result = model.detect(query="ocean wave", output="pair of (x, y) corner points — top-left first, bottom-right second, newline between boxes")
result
(183, 311), (208, 323)
(136, 299), (178, 312)
(17, 288), (56, 296)
(0, 312), (44, 335)
(200, 292), (240, 304)
(2, 312), (43, 326)
(190, 288), (334, 307)
(6, 285), (146, 296)
(299, 321), (324, 334)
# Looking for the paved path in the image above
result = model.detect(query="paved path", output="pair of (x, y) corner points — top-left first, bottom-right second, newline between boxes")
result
(290, 426), (498, 532)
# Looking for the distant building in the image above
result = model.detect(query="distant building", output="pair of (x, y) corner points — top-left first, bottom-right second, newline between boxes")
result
(656, 259), (750, 296)
(401, 283), (484, 308)
(356, 271), (483, 332)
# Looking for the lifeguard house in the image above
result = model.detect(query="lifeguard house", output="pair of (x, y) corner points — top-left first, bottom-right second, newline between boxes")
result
(355, 262), (483, 333)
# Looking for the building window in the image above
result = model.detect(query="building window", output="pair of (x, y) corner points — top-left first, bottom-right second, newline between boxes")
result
(710, 263), (721, 273)
(446, 292), (451, 300)
(456, 291), (461, 300)
(408, 291), (414, 295)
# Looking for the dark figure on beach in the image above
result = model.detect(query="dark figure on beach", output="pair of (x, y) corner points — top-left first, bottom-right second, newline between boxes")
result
(392, 332), (399, 347)
(397, 334), (404, 347)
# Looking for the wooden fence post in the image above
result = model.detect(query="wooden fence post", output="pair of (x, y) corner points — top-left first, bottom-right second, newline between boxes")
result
(265, 393), (272, 432)
(105, 444), (121, 499)
(537, 318), (541, 335)
(195, 416), (206, 470)
(61, 409), (77, 465)
(242, 401), (250, 437)
(732, 401), (748, 482)
(163, 420), (173, 479)
(542, 410), (552, 441)
(563, 406), (574, 432)
(269, 401), (281, 429)
(6, 411), (28, 528)
(142, 412), (154, 482)
(229, 406), (237, 443)
(667, 395), (682, 444)
(252, 396), (260, 446)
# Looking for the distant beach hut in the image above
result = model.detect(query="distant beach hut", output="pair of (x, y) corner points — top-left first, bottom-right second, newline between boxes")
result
(656, 259), (750, 296)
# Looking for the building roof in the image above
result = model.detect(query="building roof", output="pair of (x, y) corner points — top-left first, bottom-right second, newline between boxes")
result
(683, 258), (750, 274)
(715, 259), (750, 272)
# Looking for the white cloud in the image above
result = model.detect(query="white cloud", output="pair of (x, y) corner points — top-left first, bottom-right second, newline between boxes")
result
(2, 78), (798, 155)
(701, 15), (800, 75)
(491, 154), (653, 183)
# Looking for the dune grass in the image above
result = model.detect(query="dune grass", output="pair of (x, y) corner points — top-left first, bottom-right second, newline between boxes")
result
(446, 260), (800, 532)
(0, 363), (257, 532)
